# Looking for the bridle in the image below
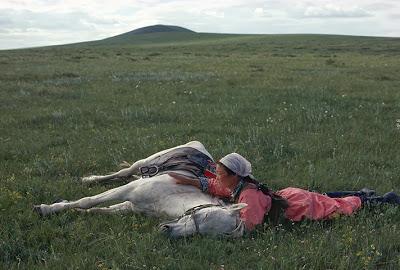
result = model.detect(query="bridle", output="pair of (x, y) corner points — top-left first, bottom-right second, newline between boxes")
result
(182, 204), (218, 233)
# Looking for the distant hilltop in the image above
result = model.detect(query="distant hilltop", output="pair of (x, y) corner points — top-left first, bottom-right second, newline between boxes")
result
(98, 24), (197, 45)
(108, 24), (196, 39)
(117, 24), (195, 36)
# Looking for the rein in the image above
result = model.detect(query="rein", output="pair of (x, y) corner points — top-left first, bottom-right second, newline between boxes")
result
(182, 203), (218, 216)
(183, 204), (218, 234)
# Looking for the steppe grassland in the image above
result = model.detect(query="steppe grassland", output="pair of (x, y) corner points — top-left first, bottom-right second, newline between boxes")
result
(1, 34), (400, 269)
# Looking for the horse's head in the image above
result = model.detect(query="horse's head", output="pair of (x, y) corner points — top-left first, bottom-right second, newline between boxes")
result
(159, 203), (247, 238)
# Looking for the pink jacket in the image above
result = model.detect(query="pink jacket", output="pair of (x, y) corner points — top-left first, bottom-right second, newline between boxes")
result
(207, 179), (362, 230)
(207, 179), (271, 230)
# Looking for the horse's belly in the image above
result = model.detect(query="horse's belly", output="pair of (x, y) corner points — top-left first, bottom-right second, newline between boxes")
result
(127, 176), (217, 218)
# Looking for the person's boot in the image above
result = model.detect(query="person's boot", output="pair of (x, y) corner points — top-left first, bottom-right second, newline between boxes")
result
(325, 188), (375, 198)
(362, 192), (400, 206)
(382, 192), (400, 205)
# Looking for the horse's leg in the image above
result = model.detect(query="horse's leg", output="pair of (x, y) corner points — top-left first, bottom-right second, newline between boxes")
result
(34, 182), (135, 216)
(81, 141), (204, 184)
(77, 201), (135, 214)
(81, 159), (146, 184)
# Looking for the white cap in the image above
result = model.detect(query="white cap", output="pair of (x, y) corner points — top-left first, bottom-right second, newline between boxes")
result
(219, 153), (252, 177)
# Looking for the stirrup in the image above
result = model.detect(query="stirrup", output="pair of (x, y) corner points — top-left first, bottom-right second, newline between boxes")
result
(139, 165), (159, 177)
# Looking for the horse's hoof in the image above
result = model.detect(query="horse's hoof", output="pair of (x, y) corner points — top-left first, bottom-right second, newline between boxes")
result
(52, 198), (68, 204)
(81, 176), (97, 184)
(119, 161), (131, 168)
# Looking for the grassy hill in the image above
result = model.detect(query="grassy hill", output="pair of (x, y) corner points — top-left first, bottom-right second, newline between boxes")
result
(1, 30), (400, 269)
(96, 24), (201, 45)
(119, 24), (196, 35)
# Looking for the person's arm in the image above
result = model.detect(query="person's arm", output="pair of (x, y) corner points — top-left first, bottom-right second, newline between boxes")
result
(168, 172), (221, 195)
(168, 172), (201, 189)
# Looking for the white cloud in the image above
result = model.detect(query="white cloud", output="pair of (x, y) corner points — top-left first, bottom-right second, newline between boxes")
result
(203, 10), (225, 18)
(302, 4), (371, 18)
(254, 8), (265, 17)
(0, 9), (116, 31)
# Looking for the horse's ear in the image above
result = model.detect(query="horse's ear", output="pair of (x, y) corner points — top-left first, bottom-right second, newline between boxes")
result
(226, 203), (247, 213)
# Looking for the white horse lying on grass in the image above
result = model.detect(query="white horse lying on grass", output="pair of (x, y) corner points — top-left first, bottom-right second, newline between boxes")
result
(34, 141), (246, 238)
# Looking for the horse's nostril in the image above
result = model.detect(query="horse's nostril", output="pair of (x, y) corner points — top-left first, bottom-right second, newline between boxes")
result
(33, 205), (43, 216)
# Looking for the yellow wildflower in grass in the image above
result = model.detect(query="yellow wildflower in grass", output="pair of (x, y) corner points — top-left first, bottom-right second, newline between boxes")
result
(11, 190), (23, 201)
(356, 244), (383, 268)
(1, 187), (23, 202)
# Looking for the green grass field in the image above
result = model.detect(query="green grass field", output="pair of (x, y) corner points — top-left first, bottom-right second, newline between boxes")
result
(1, 32), (400, 269)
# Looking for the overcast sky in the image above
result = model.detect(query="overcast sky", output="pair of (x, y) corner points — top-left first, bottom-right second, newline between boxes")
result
(1, 0), (399, 49)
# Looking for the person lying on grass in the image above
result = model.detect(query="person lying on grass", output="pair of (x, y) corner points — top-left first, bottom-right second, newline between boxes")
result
(169, 153), (400, 231)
